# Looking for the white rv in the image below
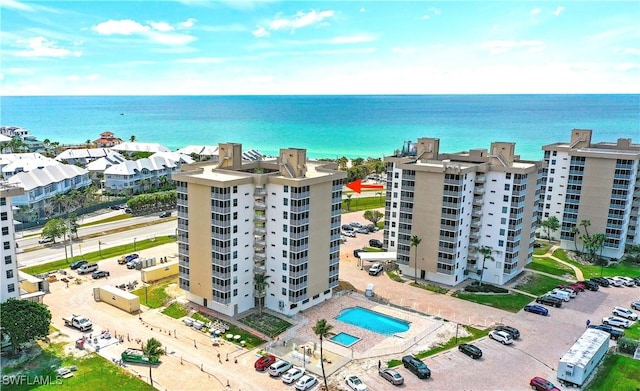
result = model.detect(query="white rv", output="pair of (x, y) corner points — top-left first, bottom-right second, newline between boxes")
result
(557, 328), (609, 387)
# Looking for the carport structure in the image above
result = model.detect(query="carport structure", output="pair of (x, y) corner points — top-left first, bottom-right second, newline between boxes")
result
(358, 251), (397, 269)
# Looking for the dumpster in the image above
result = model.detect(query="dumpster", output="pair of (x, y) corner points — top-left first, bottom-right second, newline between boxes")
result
(75, 338), (85, 350)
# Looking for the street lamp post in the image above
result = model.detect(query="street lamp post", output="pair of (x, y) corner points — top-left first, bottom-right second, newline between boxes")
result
(134, 237), (137, 251)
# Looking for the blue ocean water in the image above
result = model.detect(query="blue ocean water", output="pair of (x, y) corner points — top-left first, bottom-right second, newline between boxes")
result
(1, 95), (638, 160)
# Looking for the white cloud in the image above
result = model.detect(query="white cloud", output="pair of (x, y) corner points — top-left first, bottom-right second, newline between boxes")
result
(93, 19), (150, 35)
(482, 40), (544, 54)
(14, 36), (81, 58)
(268, 10), (335, 31)
(530, 8), (541, 15)
(179, 18), (196, 29)
(428, 7), (441, 16)
(87, 74), (100, 80)
(92, 19), (196, 46)
(330, 35), (376, 44)
(614, 62), (639, 71)
(0, 0), (34, 11)
(422, 7), (440, 20)
(421, 15), (430, 20)
(622, 47), (640, 55)
(554, 6), (565, 16)
(150, 22), (174, 32)
(66, 75), (80, 81)
(253, 27), (269, 38)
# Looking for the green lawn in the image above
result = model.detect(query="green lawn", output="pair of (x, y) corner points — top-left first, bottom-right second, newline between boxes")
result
(131, 278), (177, 308)
(80, 214), (134, 227)
(20, 235), (176, 276)
(161, 302), (189, 319)
(533, 242), (553, 256)
(586, 354), (640, 391)
(342, 196), (385, 213)
(552, 249), (640, 279)
(238, 312), (293, 339)
(409, 281), (449, 294)
(624, 321), (640, 340)
(191, 312), (265, 350)
(452, 291), (533, 313)
(514, 273), (567, 296)
(527, 256), (575, 278)
(2, 343), (149, 391)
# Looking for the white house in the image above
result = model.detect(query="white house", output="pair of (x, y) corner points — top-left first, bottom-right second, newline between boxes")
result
(0, 153), (60, 179)
(110, 142), (170, 154)
(103, 154), (181, 194)
(55, 148), (115, 166)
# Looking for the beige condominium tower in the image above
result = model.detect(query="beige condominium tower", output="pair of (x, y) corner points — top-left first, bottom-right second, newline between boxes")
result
(541, 129), (640, 260)
(172, 144), (346, 317)
(384, 138), (543, 286)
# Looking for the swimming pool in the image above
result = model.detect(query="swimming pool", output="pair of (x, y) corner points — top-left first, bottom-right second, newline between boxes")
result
(335, 307), (410, 335)
(330, 332), (360, 347)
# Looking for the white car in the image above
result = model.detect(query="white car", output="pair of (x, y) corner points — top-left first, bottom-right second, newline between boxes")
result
(488, 330), (513, 345)
(282, 367), (305, 384)
(617, 276), (635, 287)
(343, 230), (356, 238)
(268, 360), (293, 377)
(558, 287), (577, 298)
(368, 263), (384, 276)
(295, 374), (318, 391)
(38, 236), (53, 244)
(602, 316), (631, 328)
(631, 301), (640, 311)
(613, 307), (638, 321)
(346, 374), (368, 391)
(606, 277), (624, 287)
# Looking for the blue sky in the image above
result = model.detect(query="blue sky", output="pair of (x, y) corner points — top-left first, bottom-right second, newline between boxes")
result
(1, 0), (638, 95)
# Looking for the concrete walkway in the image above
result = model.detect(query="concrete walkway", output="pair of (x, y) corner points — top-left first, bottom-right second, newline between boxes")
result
(532, 244), (584, 280)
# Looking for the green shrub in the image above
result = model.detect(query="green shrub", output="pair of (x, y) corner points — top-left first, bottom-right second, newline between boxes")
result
(464, 282), (508, 293)
(618, 337), (640, 354)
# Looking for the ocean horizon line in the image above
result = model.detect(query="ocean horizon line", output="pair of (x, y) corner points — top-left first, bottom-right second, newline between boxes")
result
(4, 93), (639, 98)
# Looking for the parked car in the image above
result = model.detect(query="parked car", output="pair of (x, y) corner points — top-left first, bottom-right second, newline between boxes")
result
(365, 224), (378, 232)
(281, 367), (305, 384)
(159, 211), (171, 218)
(38, 236), (53, 244)
(494, 325), (520, 339)
(524, 304), (549, 316)
(342, 224), (355, 231)
(631, 301), (640, 311)
(110, 205), (121, 210)
(379, 368), (404, 385)
(368, 263), (383, 276)
(345, 374), (368, 391)
(458, 343), (483, 359)
(349, 222), (363, 228)
(530, 376), (561, 391)
(633, 277), (640, 286)
(126, 260), (139, 269)
(588, 324), (625, 340)
(557, 284), (579, 294)
(612, 306), (638, 320)
(591, 277), (610, 287)
(401, 355), (431, 379)
(118, 253), (139, 265)
(536, 295), (563, 308)
(369, 239), (383, 248)
(579, 280), (599, 291)
(356, 228), (369, 234)
(569, 282), (585, 292)
(547, 290), (570, 302)
(557, 287), (577, 298)
(268, 360), (293, 377)
(91, 270), (110, 279)
(602, 316), (631, 328)
(489, 330), (513, 345)
(353, 249), (364, 258)
(343, 230), (356, 237)
(294, 374), (317, 391)
(69, 259), (88, 270)
(617, 276), (636, 287)
(606, 277), (624, 287)
(254, 354), (276, 371)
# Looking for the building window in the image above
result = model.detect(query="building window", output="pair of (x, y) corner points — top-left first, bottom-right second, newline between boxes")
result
(233, 251), (237, 259)
(283, 225), (288, 232)
(233, 225), (238, 233)
(0, 198), (5, 206)
(282, 276), (287, 283)
(6, 270), (13, 279)
(284, 199), (288, 206)
(552, 151), (557, 156)
(506, 173), (511, 179)
(551, 159), (556, 165)
(284, 185), (288, 193)
(233, 199), (238, 207)
(0, 212), (7, 221)
(233, 212), (238, 220)
(7, 284), (14, 293)
(282, 288), (286, 295)
(499, 229), (505, 235)
(283, 211), (288, 219)
(233, 289), (238, 297)
(504, 184), (510, 191)
(391, 241), (395, 246)
(233, 238), (238, 246)
(233, 264), (238, 272)
(5, 255), (11, 264)
(3, 242), (9, 250)
(283, 238), (287, 245)
(282, 251), (287, 258)
(500, 218), (506, 224)
(1, 227), (8, 235)
(393, 192), (398, 198)
(233, 186), (237, 193)
(547, 186), (553, 192)
(502, 206), (508, 213)
(550, 169), (555, 174)
(233, 276), (238, 284)
(503, 195), (509, 202)
(498, 240), (504, 247)
(282, 263), (287, 270)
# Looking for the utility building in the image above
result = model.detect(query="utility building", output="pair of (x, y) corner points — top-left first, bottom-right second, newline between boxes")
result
(384, 138), (543, 286)
(173, 144), (345, 317)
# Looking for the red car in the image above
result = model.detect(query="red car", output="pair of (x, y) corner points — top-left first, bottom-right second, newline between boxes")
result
(569, 282), (585, 292)
(530, 377), (560, 391)
(254, 354), (276, 371)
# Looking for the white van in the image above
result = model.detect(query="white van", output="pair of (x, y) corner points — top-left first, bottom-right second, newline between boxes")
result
(77, 263), (98, 275)
(365, 283), (375, 297)
(548, 289), (570, 302)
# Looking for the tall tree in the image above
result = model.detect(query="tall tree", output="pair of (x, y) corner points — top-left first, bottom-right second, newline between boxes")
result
(363, 210), (384, 226)
(254, 273), (271, 315)
(478, 246), (494, 286)
(42, 218), (66, 243)
(142, 337), (163, 389)
(130, 135), (137, 143)
(345, 194), (353, 211)
(541, 216), (560, 242)
(570, 227), (581, 252)
(312, 319), (334, 391)
(410, 235), (422, 284)
(0, 299), (51, 355)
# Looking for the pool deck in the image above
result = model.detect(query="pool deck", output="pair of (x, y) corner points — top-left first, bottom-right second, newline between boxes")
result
(266, 292), (446, 377)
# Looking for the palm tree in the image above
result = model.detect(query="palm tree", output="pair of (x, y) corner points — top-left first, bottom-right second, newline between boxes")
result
(130, 135), (137, 143)
(345, 194), (352, 211)
(570, 227), (581, 252)
(142, 337), (163, 389)
(312, 319), (334, 391)
(254, 273), (271, 315)
(410, 235), (422, 284)
(478, 246), (494, 286)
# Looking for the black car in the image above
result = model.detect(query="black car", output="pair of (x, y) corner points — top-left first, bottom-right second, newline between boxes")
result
(589, 324), (625, 340)
(159, 211), (171, 218)
(401, 355), (431, 379)
(579, 280), (600, 291)
(591, 277), (610, 287)
(342, 224), (354, 231)
(458, 343), (482, 359)
(633, 277), (640, 286)
(92, 270), (110, 279)
(494, 325), (520, 340)
(369, 239), (383, 248)
(536, 295), (563, 308)
(70, 259), (88, 270)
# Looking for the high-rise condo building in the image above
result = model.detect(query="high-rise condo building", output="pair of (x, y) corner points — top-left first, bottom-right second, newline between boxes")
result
(0, 183), (24, 302)
(541, 129), (640, 259)
(384, 138), (542, 286)
(172, 144), (345, 317)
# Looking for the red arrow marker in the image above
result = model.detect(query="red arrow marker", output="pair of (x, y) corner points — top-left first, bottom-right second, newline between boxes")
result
(345, 179), (384, 194)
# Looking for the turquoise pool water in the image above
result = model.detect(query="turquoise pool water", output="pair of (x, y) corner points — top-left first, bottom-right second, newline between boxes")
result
(330, 332), (360, 347)
(335, 307), (410, 335)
